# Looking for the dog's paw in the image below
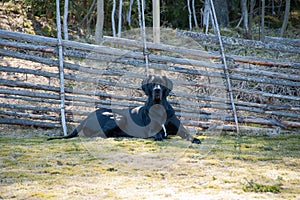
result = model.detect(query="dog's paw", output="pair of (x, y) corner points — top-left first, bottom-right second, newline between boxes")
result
(154, 133), (163, 141)
(192, 138), (201, 144)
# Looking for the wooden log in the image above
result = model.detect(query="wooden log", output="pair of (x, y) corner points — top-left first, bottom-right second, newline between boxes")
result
(235, 101), (300, 112)
(0, 30), (58, 46)
(235, 105), (300, 119)
(0, 110), (60, 121)
(229, 73), (300, 87)
(0, 30), (222, 70)
(2, 77), (299, 120)
(227, 54), (300, 69)
(181, 120), (278, 132)
(103, 36), (300, 69)
(0, 102), (60, 113)
(229, 66), (300, 82)
(0, 94), (61, 106)
(2, 40), (299, 89)
(0, 48), (221, 82)
(0, 117), (61, 128)
(1, 30), (299, 69)
(0, 83), (140, 108)
(1, 95), (299, 129)
(0, 39), (54, 53)
(176, 30), (300, 54)
(103, 36), (218, 59)
(1, 74), (299, 119)
(2, 43), (300, 90)
(2, 89), (298, 123)
(1, 72), (299, 120)
(232, 88), (300, 102)
(3, 100), (298, 129)
(65, 49), (300, 87)
(2, 36), (299, 71)
(265, 36), (300, 47)
(0, 94), (107, 112)
(2, 80), (298, 127)
(62, 44), (222, 71)
(184, 116), (300, 128)
(0, 80), (217, 115)
(0, 88), (60, 100)
(280, 121), (300, 128)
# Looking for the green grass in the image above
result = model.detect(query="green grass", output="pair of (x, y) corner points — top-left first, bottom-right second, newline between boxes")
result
(0, 127), (299, 199)
(242, 179), (282, 193)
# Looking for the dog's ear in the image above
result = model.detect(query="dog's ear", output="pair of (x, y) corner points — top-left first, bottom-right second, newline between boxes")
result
(163, 76), (173, 96)
(141, 75), (153, 96)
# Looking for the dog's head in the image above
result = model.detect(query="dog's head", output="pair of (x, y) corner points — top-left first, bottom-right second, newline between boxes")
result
(142, 75), (173, 104)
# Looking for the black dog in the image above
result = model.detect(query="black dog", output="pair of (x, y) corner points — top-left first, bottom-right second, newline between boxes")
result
(48, 76), (201, 144)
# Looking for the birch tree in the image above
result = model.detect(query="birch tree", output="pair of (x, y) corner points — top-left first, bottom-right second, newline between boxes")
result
(126, 0), (134, 26)
(261, 0), (265, 41)
(248, 0), (255, 39)
(112, 0), (116, 37)
(95, 0), (104, 44)
(187, 0), (192, 30)
(241, 0), (248, 37)
(63, 0), (69, 40)
(280, 0), (290, 37)
(118, 0), (123, 38)
(192, 0), (199, 29)
(203, 0), (210, 33)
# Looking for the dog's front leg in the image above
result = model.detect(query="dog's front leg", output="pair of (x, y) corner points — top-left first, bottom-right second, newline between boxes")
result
(177, 124), (201, 144)
(153, 131), (164, 141)
(166, 117), (201, 144)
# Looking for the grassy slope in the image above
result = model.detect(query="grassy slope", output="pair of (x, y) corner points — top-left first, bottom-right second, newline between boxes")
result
(0, 128), (299, 199)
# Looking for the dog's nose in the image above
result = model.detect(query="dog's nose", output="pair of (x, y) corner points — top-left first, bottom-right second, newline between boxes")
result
(154, 84), (161, 92)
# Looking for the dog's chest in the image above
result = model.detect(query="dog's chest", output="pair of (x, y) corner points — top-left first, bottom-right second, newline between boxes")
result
(116, 106), (165, 138)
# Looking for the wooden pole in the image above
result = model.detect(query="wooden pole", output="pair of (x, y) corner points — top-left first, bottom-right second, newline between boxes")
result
(209, 0), (240, 134)
(56, 0), (68, 136)
(138, 0), (149, 76)
(152, 0), (160, 44)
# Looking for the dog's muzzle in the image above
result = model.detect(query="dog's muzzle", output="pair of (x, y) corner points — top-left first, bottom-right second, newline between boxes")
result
(153, 84), (162, 103)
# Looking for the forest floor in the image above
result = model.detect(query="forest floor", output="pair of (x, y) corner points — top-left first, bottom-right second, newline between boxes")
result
(0, 127), (299, 199)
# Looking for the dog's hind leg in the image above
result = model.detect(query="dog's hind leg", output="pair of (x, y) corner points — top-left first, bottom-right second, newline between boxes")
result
(47, 117), (88, 140)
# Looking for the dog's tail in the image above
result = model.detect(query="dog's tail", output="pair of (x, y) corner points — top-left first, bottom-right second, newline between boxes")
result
(47, 118), (86, 141)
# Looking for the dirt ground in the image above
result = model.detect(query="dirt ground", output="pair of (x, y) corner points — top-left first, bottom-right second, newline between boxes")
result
(0, 126), (299, 200)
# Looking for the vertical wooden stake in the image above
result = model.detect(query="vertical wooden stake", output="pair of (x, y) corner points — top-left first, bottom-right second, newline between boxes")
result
(56, 0), (68, 136)
(153, 0), (160, 44)
(209, 0), (239, 134)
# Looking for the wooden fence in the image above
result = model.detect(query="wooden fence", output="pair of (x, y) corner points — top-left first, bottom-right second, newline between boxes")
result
(0, 29), (299, 134)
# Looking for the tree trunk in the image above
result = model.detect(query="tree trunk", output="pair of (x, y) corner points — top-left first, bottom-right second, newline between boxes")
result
(203, 0), (210, 33)
(118, 0), (123, 38)
(63, 0), (69, 40)
(192, 0), (199, 28)
(187, 0), (192, 30)
(152, 0), (160, 43)
(95, 0), (104, 44)
(241, 0), (249, 38)
(260, 0), (265, 41)
(280, 0), (290, 38)
(248, 0), (255, 39)
(112, 0), (116, 37)
(212, 0), (229, 27)
(126, 0), (134, 26)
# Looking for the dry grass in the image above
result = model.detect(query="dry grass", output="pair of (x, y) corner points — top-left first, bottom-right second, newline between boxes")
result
(0, 126), (299, 199)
